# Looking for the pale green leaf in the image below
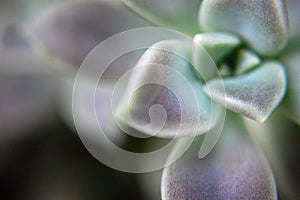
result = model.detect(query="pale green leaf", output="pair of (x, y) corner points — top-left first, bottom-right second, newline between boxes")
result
(194, 32), (240, 63)
(193, 32), (240, 79)
(199, 0), (289, 56)
(219, 63), (232, 77)
(235, 49), (261, 75)
(205, 61), (287, 122)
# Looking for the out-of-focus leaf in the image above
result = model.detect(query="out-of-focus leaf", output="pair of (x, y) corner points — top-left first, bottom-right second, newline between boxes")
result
(219, 63), (231, 76)
(138, 167), (163, 200)
(0, 0), (56, 75)
(193, 32), (240, 79)
(116, 40), (214, 138)
(286, 0), (300, 39)
(205, 61), (287, 122)
(58, 77), (125, 146)
(281, 45), (300, 125)
(199, 0), (289, 56)
(0, 23), (53, 75)
(122, 0), (201, 35)
(26, 1), (154, 69)
(244, 111), (300, 199)
(0, 11), (55, 143)
(0, 75), (55, 144)
(161, 113), (276, 200)
(235, 49), (261, 75)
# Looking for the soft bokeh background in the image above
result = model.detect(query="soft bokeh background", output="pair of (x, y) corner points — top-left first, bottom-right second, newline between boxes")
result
(0, 0), (163, 199)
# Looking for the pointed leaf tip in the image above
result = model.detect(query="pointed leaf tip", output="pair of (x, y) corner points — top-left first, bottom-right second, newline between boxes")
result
(205, 61), (287, 122)
(235, 49), (261, 75)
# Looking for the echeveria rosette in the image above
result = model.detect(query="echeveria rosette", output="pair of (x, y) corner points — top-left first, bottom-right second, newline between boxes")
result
(119, 0), (298, 199)
(24, 0), (300, 199)
(119, 0), (289, 135)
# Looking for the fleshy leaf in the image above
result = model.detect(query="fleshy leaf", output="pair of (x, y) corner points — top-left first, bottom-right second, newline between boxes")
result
(26, 1), (153, 68)
(0, 75), (54, 143)
(58, 78), (126, 145)
(161, 113), (276, 200)
(199, 0), (289, 56)
(194, 32), (240, 63)
(204, 61), (287, 122)
(122, 0), (201, 35)
(286, 0), (300, 39)
(0, 23), (53, 75)
(116, 40), (214, 138)
(193, 32), (240, 79)
(281, 47), (300, 124)
(245, 112), (300, 199)
(0, 14), (55, 142)
(235, 49), (261, 75)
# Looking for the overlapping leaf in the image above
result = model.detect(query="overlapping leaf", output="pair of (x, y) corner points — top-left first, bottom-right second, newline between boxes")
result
(116, 40), (214, 138)
(205, 62), (287, 122)
(26, 1), (153, 68)
(193, 32), (240, 79)
(162, 114), (276, 199)
(199, 0), (288, 56)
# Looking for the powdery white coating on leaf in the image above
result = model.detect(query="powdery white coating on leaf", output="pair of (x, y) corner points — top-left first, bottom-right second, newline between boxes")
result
(123, 0), (201, 35)
(116, 40), (214, 138)
(205, 61), (287, 122)
(199, 0), (289, 56)
(161, 116), (277, 200)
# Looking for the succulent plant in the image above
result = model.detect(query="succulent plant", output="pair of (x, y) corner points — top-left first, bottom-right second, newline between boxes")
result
(12, 0), (300, 199)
